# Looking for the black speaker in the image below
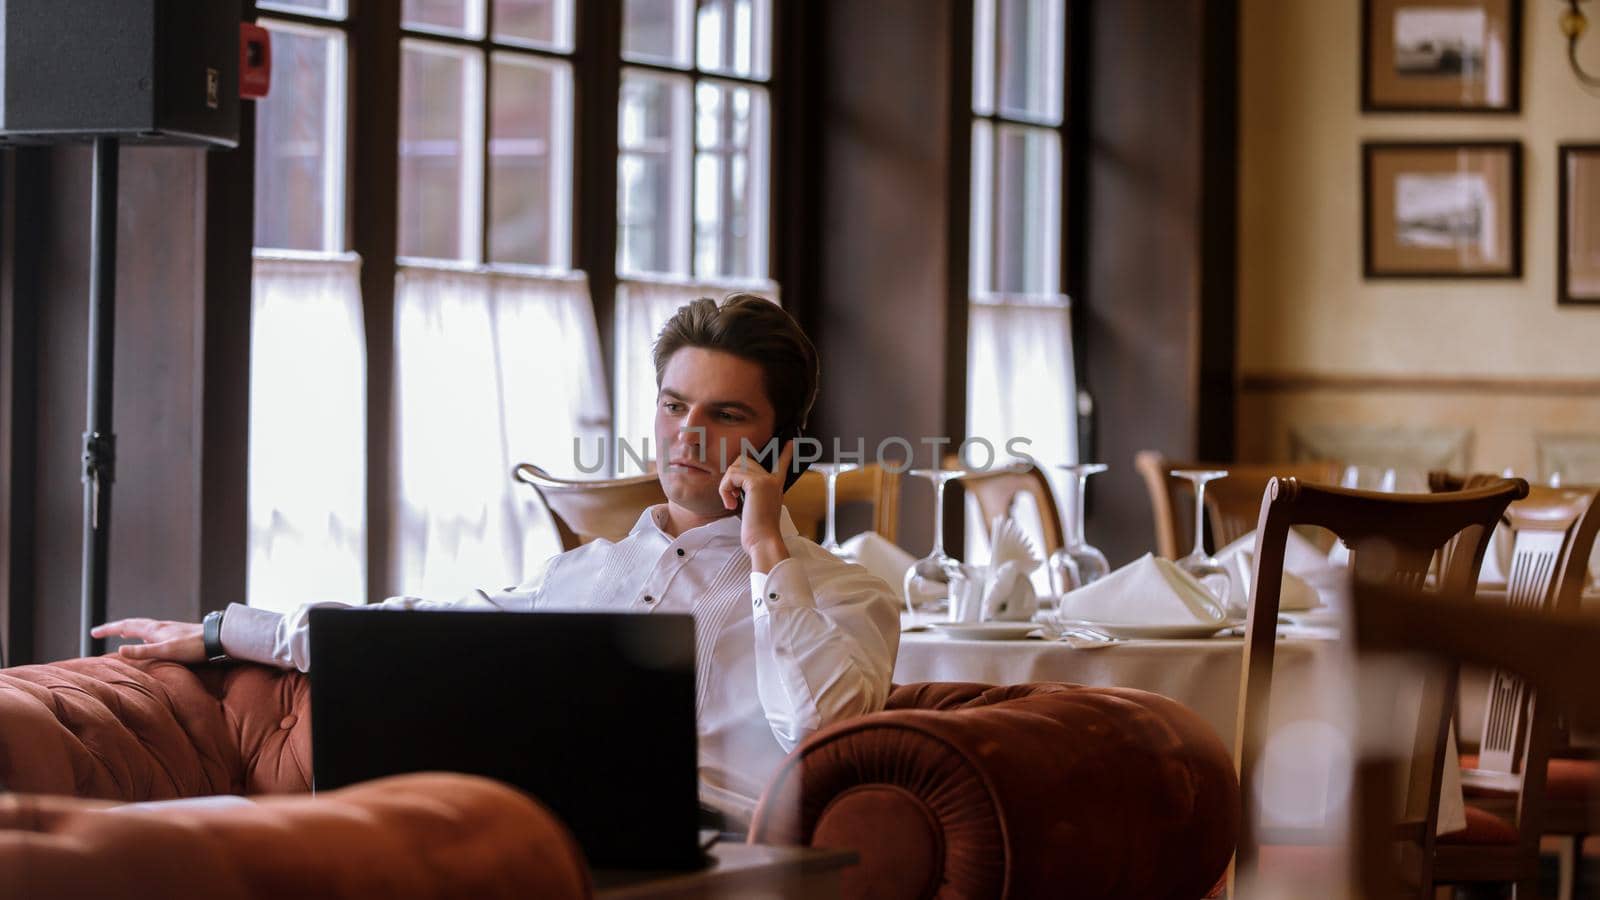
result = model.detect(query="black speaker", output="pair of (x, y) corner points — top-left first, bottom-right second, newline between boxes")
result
(0, 0), (240, 147)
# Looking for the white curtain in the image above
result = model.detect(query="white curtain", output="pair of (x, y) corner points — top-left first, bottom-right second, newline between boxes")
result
(248, 252), (368, 613)
(394, 263), (608, 600)
(614, 276), (780, 475)
(964, 292), (1078, 592)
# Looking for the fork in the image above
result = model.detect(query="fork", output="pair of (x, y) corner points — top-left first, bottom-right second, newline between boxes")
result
(1055, 627), (1122, 648)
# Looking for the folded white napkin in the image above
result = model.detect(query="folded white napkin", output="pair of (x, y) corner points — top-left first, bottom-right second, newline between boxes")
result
(840, 531), (915, 600)
(1056, 553), (1227, 625)
(1217, 528), (1329, 576)
(1217, 529), (1351, 615)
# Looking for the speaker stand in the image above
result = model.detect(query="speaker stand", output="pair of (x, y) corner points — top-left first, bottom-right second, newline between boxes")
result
(80, 137), (118, 658)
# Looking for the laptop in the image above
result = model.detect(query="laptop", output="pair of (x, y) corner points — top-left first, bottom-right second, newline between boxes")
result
(309, 608), (703, 870)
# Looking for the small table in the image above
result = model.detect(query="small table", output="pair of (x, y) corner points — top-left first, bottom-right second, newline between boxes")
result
(594, 843), (858, 899)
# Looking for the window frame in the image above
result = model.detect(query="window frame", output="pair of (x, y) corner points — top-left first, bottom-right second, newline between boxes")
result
(253, 3), (355, 255)
(968, 0), (1070, 301)
(945, 0), (1088, 551)
(617, 0), (778, 282)
(398, 2), (580, 269)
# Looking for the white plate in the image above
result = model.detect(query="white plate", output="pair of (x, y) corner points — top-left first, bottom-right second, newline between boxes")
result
(927, 621), (1042, 641)
(1057, 618), (1242, 640)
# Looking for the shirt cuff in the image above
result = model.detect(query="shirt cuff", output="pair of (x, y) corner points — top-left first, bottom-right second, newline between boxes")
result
(219, 602), (284, 666)
(748, 557), (817, 619)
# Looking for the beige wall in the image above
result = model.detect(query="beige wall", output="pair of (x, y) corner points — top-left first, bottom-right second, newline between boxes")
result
(1238, 0), (1600, 476)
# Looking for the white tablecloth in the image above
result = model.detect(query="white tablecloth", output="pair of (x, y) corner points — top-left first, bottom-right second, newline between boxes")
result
(894, 628), (1466, 835)
(896, 630), (1331, 747)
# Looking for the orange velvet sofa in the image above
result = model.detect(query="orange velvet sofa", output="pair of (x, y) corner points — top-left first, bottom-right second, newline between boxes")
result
(0, 656), (1239, 899)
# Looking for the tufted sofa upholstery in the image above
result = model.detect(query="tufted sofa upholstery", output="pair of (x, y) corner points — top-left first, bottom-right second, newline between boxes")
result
(0, 657), (591, 899)
(1, 658), (1239, 899)
(0, 772), (593, 900)
(0, 656), (313, 799)
(750, 682), (1240, 900)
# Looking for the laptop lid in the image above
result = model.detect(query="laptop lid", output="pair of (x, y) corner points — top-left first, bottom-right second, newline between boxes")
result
(308, 608), (701, 870)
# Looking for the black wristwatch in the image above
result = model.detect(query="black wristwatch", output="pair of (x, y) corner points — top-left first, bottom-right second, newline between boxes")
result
(202, 609), (229, 662)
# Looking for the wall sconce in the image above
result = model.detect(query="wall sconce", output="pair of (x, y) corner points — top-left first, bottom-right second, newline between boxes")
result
(1562, 0), (1600, 86)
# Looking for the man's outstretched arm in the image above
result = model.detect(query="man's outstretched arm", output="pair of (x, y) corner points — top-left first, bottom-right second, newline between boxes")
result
(92, 558), (555, 671)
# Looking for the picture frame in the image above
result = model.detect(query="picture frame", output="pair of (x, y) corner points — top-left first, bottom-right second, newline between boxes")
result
(1362, 0), (1520, 113)
(1559, 144), (1600, 306)
(1362, 141), (1522, 279)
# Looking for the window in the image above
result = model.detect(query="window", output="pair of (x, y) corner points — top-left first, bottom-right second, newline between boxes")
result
(249, 5), (367, 613)
(246, 0), (779, 601)
(617, 0), (771, 279)
(392, 0), (607, 599)
(964, 0), (1077, 580)
(613, 0), (777, 468)
(397, 0), (575, 267)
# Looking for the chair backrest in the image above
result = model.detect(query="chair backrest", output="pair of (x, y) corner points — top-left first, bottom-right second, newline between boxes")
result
(948, 457), (1064, 557)
(1350, 584), (1600, 899)
(512, 463), (667, 551)
(782, 463), (902, 544)
(1473, 484), (1600, 773)
(1232, 476), (1528, 888)
(1134, 450), (1344, 559)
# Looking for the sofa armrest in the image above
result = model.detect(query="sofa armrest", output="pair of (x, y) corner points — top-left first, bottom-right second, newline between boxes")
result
(0, 657), (311, 800)
(749, 682), (1239, 900)
(0, 772), (593, 900)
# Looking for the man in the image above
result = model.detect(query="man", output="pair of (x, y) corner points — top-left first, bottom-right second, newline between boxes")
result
(93, 294), (901, 822)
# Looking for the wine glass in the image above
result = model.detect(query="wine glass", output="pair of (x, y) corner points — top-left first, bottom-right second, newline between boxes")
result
(811, 461), (861, 560)
(902, 467), (968, 621)
(1171, 468), (1231, 614)
(1047, 463), (1111, 595)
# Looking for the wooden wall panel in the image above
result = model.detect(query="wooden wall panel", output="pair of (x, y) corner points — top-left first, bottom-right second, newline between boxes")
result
(1080, 0), (1236, 565)
(808, 0), (958, 554)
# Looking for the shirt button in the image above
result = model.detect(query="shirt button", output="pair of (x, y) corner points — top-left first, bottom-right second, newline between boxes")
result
(768, 592), (778, 600)
(643, 594), (656, 604)
(753, 597), (762, 607)
(676, 548), (685, 557)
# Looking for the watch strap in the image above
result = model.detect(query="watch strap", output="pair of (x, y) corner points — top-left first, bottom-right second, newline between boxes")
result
(202, 609), (228, 662)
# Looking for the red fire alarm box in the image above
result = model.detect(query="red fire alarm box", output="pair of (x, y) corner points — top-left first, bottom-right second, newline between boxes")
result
(240, 22), (271, 99)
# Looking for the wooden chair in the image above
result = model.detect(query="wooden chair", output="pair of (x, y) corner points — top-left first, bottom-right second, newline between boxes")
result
(1351, 585), (1600, 900)
(782, 463), (902, 544)
(1432, 475), (1600, 900)
(512, 463), (667, 551)
(945, 456), (1065, 558)
(1134, 450), (1344, 559)
(1233, 476), (1529, 897)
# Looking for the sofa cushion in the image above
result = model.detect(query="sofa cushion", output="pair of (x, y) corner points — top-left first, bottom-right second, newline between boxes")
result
(0, 657), (310, 800)
(1439, 804), (1519, 845)
(0, 772), (592, 899)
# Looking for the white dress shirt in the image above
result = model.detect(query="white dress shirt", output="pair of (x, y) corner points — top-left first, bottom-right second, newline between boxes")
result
(220, 505), (901, 820)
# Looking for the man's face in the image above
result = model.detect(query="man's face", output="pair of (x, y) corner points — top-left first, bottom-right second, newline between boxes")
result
(654, 347), (778, 519)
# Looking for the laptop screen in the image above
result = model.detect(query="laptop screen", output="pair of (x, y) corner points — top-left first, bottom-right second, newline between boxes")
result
(309, 608), (701, 870)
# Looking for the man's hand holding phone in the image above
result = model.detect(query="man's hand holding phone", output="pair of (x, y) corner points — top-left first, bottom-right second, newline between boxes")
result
(720, 438), (795, 574)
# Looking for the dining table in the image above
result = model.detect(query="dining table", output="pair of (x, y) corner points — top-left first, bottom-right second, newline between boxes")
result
(893, 616), (1467, 835)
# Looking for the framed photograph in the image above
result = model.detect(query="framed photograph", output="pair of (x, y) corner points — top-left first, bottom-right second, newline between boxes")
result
(1559, 144), (1600, 305)
(1363, 141), (1522, 279)
(1362, 0), (1520, 113)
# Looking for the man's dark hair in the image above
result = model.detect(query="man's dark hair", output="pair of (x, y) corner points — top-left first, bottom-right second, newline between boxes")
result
(653, 293), (819, 433)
